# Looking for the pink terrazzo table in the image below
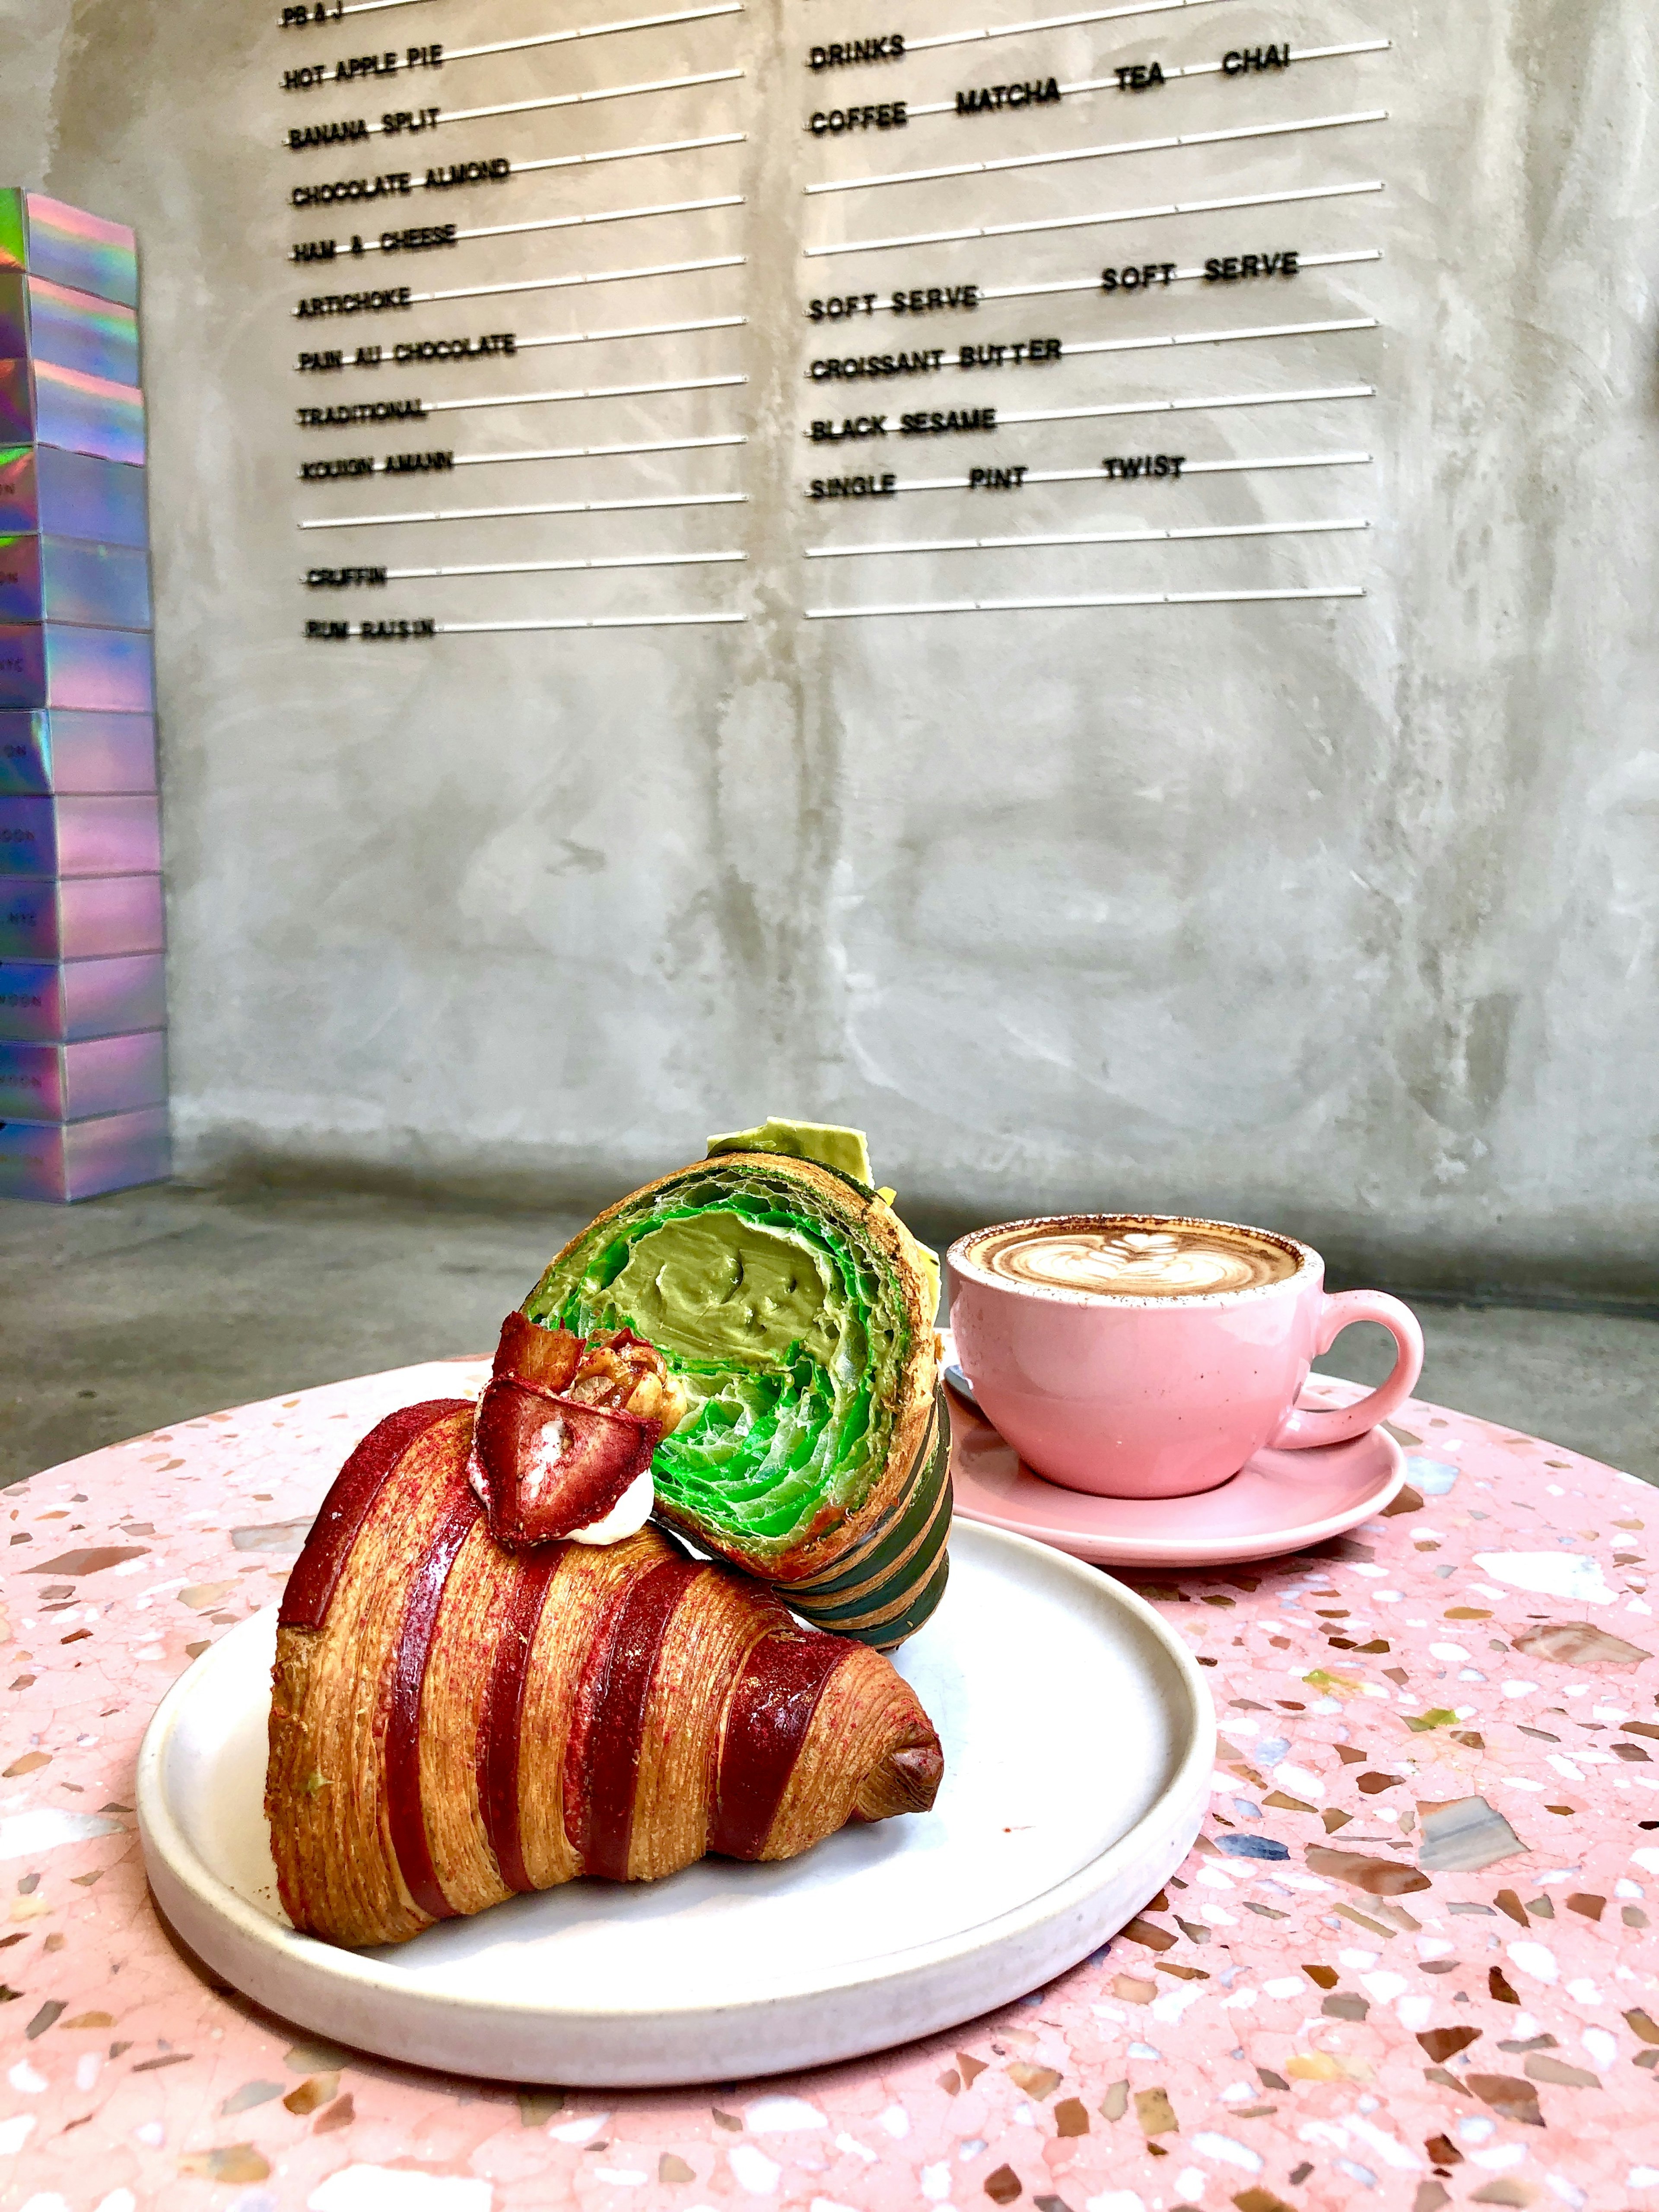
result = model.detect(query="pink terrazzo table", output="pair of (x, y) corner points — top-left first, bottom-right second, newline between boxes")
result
(4, 1357), (1659, 2212)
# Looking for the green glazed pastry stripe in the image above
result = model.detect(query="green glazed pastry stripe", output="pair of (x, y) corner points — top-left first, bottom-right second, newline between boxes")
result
(875, 1551), (952, 1650)
(790, 1391), (950, 1599)
(785, 1392), (951, 1644)
(787, 1462), (952, 1633)
(816, 1546), (951, 1653)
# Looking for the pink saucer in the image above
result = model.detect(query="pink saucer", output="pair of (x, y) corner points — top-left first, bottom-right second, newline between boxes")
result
(944, 1376), (1405, 1569)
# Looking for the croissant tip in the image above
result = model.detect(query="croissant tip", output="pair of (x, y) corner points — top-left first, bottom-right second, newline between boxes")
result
(889, 1742), (945, 1809)
(853, 1735), (944, 1824)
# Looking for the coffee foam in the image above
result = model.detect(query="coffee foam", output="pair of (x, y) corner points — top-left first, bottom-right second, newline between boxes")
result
(965, 1218), (1301, 1300)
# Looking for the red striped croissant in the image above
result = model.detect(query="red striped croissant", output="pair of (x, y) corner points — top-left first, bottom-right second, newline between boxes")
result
(267, 1399), (944, 1949)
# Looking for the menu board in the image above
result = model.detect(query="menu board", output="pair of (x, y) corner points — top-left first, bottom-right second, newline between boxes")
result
(276, 0), (1386, 640)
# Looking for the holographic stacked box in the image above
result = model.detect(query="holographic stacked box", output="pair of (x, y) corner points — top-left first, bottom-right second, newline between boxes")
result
(0, 190), (167, 1202)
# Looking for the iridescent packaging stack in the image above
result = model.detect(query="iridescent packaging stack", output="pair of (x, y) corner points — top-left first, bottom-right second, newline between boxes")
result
(0, 190), (167, 1201)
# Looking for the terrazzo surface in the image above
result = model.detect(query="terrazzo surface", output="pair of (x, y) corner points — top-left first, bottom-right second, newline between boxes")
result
(3, 1359), (1659, 2212)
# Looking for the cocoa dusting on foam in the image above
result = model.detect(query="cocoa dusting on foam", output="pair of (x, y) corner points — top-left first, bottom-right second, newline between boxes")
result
(970, 1220), (1299, 1298)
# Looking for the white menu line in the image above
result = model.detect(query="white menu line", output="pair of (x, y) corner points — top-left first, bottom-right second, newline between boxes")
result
(461, 195), (744, 242)
(307, 68), (744, 146)
(343, 196), (744, 261)
(838, 450), (1373, 495)
(806, 585), (1364, 617)
(821, 248), (1380, 316)
(449, 433), (746, 467)
(516, 313), (745, 353)
(292, 0), (1216, 34)
(1067, 313), (1378, 356)
(799, 315), (1375, 380)
(426, 68), (744, 132)
(445, 5), (742, 67)
(423, 372), (746, 416)
(807, 110), (1388, 194)
(805, 178), (1384, 258)
(515, 132), (744, 177)
(378, 550), (745, 578)
(300, 489), (748, 530)
(974, 248), (1382, 307)
(903, 0), (1236, 53)
(284, 0), (442, 18)
(992, 379), (1374, 428)
(806, 517), (1367, 557)
(904, 40), (1388, 112)
(908, 34), (1386, 75)
(1177, 450), (1371, 476)
(438, 611), (745, 631)
(414, 254), (744, 309)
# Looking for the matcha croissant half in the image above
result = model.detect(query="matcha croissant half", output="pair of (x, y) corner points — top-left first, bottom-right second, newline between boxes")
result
(515, 1123), (951, 1649)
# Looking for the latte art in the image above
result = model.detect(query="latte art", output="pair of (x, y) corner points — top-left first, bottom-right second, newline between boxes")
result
(967, 1219), (1300, 1299)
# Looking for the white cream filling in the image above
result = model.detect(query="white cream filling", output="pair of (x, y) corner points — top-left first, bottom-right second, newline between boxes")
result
(567, 1461), (656, 1547)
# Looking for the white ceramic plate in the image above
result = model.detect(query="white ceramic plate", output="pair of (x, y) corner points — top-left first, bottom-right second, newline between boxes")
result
(137, 1521), (1213, 2086)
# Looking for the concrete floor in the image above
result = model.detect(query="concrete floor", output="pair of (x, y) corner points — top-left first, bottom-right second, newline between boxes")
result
(3, 1182), (1658, 1487)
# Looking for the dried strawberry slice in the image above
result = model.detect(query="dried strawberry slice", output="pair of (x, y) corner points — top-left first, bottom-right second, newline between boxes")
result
(468, 1313), (663, 1548)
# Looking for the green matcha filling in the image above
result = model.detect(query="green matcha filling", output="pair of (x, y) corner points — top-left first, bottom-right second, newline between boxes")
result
(707, 1116), (939, 1319)
(524, 1165), (909, 1560)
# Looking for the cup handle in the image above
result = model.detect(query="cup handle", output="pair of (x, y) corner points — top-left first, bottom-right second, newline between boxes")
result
(1270, 1290), (1424, 1450)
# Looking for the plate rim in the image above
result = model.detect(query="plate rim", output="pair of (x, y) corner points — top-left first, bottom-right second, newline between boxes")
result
(136, 1518), (1215, 2033)
(949, 1414), (1405, 1567)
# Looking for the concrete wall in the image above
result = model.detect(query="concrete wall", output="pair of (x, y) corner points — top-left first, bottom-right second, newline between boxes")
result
(6, 0), (1657, 1296)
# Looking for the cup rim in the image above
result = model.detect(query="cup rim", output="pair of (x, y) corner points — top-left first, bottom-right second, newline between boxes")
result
(946, 1212), (1318, 1308)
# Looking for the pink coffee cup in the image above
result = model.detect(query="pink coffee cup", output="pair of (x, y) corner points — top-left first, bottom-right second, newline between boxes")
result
(947, 1213), (1424, 1500)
